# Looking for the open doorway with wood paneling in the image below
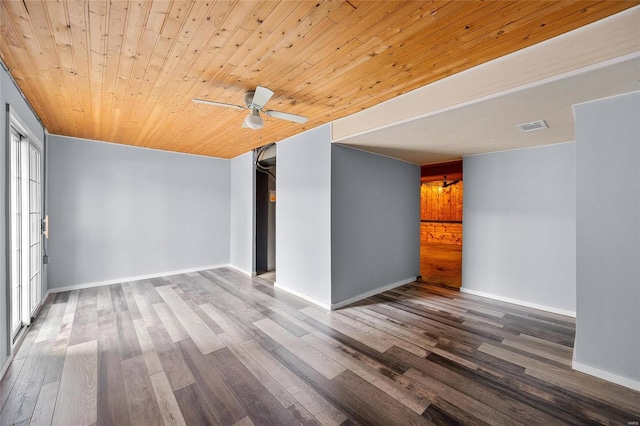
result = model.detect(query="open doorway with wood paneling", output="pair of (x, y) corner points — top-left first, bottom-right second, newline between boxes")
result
(420, 161), (463, 288)
(255, 143), (277, 282)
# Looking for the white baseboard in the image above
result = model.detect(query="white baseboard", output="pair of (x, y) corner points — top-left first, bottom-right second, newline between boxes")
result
(459, 287), (576, 318)
(331, 277), (417, 310)
(275, 277), (417, 311)
(274, 282), (332, 311)
(44, 264), (230, 298)
(572, 361), (640, 391)
(0, 355), (13, 382)
(227, 265), (255, 277)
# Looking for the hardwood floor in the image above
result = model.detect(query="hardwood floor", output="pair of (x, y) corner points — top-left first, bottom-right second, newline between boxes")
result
(420, 243), (462, 289)
(1, 267), (638, 425)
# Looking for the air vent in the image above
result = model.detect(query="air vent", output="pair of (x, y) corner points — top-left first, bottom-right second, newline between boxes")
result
(516, 120), (548, 132)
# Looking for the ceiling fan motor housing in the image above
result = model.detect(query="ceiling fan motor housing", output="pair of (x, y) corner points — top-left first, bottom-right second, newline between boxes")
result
(244, 91), (255, 108)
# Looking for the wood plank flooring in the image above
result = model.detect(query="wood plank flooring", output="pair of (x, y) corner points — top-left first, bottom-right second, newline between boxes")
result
(1, 267), (638, 425)
(420, 242), (462, 289)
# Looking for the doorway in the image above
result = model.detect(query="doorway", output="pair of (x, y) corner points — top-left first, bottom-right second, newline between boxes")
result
(419, 161), (463, 288)
(255, 144), (276, 282)
(7, 112), (44, 345)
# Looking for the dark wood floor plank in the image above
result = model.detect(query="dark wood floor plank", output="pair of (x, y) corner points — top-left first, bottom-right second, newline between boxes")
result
(213, 268), (310, 311)
(129, 281), (162, 328)
(77, 287), (99, 306)
(121, 355), (163, 426)
(97, 286), (115, 317)
(370, 297), (490, 343)
(196, 274), (265, 324)
(239, 339), (348, 425)
(344, 305), (439, 351)
(404, 367), (526, 426)
(147, 325), (195, 392)
(153, 301), (190, 342)
(98, 309), (118, 353)
(199, 302), (252, 343)
(53, 291), (70, 304)
(109, 284), (128, 313)
(121, 283), (141, 318)
(155, 285), (225, 355)
(254, 317), (345, 380)
(174, 383), (220, 426)
(185, 299), (226, 335)
(422, 401), (491, 426)
(220, 333), (299, 409)
(288, 401), (322, 426)
(140, 280), (164, 304)
(195, 289), (280, 351)
(177, 338), (247, 425)
(207, 347), (300, 425)
(267, 310), (310, 337)
(272, 345), (431, 425)
(116, 311), (143, 360)
(527, 310), (576, 326)
(97, 348), (131, 426)
(427, 351), (634, 425)
(387, 346), (561, 425)
(304, 317), (412, 375)
(301, 333), (430, 414)
(431, 339), (526, 377)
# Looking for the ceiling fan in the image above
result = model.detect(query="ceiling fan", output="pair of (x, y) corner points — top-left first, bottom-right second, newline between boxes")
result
(193, 86), (307, 130)
(442, 175), (460, 188)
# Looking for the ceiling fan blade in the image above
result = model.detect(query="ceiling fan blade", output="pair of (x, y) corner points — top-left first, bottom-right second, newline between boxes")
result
(251, 86), (274, 109)
(192, 98), (245, 111)
(264, 110), (308, 124)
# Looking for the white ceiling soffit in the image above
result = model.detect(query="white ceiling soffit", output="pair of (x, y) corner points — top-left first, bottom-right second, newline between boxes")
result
(335, 58), (640, 165)
(331, 6), (640, 165)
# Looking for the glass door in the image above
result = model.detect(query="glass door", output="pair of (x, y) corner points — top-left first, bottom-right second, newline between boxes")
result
(28, 144), (42, 316)
(8, 124), (43, 341)
(9, 127), (24, 339)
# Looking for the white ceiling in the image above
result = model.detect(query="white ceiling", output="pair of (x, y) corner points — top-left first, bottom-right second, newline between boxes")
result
(332, 7), (640, 165)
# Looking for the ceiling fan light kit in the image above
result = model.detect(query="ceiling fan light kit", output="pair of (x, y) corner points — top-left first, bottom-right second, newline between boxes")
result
(244, 109), (264, 130)
(193, 85), (307, 130)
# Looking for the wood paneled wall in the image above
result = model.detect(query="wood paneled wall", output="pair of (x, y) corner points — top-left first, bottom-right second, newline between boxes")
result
(420, 181), (463, 222)
(420, 181), (463, 246)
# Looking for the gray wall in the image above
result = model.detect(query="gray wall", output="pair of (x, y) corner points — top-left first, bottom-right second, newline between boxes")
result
(331, 145), (420, 304)
(462, 142), (577, 313)
(230, 151), (254, 275)
(47, 135), (230, 289)
(574, 91), (640, 383)
(1, 66), (45, 366)
(276, 125), (332, 304)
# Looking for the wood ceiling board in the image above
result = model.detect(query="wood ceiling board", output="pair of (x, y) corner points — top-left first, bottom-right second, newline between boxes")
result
(421, 160), (463, 182)
(1, 1), (637, 159)
(338, 57), (640, 165)
(333, 6), (640, 141)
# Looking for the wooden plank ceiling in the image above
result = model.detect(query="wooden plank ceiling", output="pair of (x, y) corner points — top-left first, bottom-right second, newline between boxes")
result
(0, 0), (636, 158)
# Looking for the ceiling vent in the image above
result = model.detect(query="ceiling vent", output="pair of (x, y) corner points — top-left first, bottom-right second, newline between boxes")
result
(516, 120), (548, 132)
